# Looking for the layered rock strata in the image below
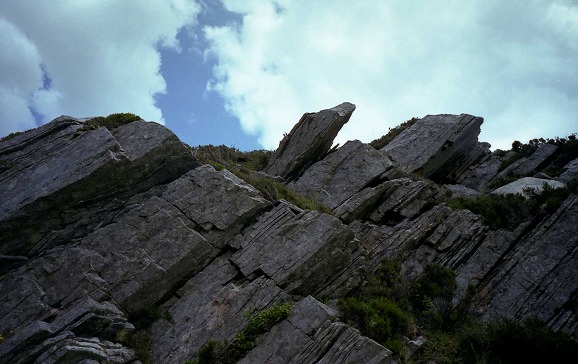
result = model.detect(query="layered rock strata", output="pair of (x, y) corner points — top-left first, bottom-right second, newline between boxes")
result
(1, 105), (577, 363)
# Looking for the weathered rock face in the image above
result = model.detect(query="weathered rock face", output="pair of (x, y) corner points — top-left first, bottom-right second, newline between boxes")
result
(0, 116), (197, 273)
(491, 176), (566, 195)
(1, 108), (577, 363)
(288, 140), (393, 210)
(559, 157), (578, 183)
(263, 102), (355, 181)
(239, 296), (394, 364)
(382, 114), (487, 183)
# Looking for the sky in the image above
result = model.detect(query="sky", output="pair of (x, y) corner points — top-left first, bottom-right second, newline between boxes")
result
(0, 0), (577, 151)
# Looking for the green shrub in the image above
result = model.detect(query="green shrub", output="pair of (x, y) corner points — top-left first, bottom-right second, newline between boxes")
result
(409, 264), (459, 331)
(0, 130), (25, 142)
(191, 302), (292, 364)
(239, 170), (332, 213)
(339, 297), (411, 344)
(457, 318), (578, 364)
(369, 117), (420, 149)
(120, 304), (171, 364)
(448, 181), (576, 230)
(125, 329), (153, 364)
(80, 112), (141, 131)
(338, 260), (413, 357)
(191, 145), (271, 172)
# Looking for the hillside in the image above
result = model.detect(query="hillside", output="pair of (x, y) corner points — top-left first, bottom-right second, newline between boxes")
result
(1, 105), (577, 363)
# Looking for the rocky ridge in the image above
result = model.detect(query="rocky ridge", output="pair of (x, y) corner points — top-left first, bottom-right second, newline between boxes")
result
(0, 106), (577, 363)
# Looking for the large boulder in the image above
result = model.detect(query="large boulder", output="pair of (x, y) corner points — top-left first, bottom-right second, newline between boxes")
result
(263, 102), (355, 181)
(382, 114), (487, 183)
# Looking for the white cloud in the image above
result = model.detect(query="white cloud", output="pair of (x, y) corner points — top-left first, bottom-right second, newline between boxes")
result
(205, 0), (578, 150)
(0, 18), (44, 136)
(0, 0), (201, 136)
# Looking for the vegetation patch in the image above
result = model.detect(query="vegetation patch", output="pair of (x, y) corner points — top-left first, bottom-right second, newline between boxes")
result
(79, 112), (141, 131)
(369, 117), (420, 149)
(0, 159), (15, 173)
(447, 181), (576, 230)
(116, 305), (172, 364)
(338, 259), (578, 363)
(456, 318), (578, 364)
(191, 145), (332, 213)
(0, 130), (25, 142)
(187, 302), (292, 364)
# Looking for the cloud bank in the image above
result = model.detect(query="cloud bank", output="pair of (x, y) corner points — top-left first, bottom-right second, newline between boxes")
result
(0, 0), (201, 137)
(205, 0), (578, 150)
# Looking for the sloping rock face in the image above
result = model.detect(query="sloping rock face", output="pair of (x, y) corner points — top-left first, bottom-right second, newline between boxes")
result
(0, 116), (197, 274)
(263, 102), (355, 181)
(0, 115), (387, 363)
(491, 176), (566, 195)
(382, 114), (487, 183)
(288, 140), (393, 210)
(1, 108), (577, 363)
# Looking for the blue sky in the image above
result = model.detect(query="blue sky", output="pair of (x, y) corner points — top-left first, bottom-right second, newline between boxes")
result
(1, 1), (577, 151)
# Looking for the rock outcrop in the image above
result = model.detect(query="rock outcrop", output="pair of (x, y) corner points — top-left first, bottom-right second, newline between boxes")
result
(1, 107), (577, 363)
(263, 102), (355, 181)
(491, 176), (566, 195)
(382, 114), (487, 183)
(0, 116), (197, 274)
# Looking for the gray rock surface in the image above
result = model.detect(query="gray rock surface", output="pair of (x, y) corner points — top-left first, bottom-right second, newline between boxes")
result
(478, 194), (578, 333)
(334, 178), (441, 224)
(152, 256), (289, 363)
(558, 157), (578, 184)
(491, 177), (566, 196)
(382, 114), (486, 182)
(231, 201), (360, 297)
(0, 117), (197, 268)
(456, 152), (510, 191)
(288, 140), (393, 210)
(239, 296), (393, 364)
(500, 143), (558, 177)
(1, 108), (577, 362)
(264, 102), (355, 181)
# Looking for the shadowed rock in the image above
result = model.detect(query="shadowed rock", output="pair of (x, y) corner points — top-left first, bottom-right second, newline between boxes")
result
(263, 102), (355, 181)
(382, 114), (487, 183)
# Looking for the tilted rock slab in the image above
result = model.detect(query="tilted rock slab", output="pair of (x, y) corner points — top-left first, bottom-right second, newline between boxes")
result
(152, 256), (289, 363)
(491, 176), (566, 196)
(263, 102), (355, 181)
(498, 143), (558, 178)
(558, 156), (578, 184)
(478, 194), (578, 335)
(288, 140), (393, 210)
(231, 201), (362, 298)
(335, 177), (442, 225)
(382, 114), (487, 183)
(0, 165), (270, 362)
(239, 296), (394, 364)
(0, 116), (197, 269)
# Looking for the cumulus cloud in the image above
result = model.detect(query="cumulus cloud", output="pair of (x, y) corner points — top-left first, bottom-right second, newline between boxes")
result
(0, 0), (201, 137)
(205, 0), (578, 150)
